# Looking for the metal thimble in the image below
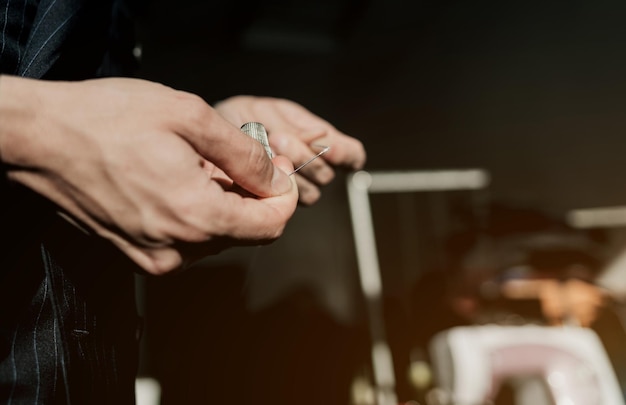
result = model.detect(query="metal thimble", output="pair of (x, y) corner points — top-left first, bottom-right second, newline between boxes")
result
(240, 122), (274, 158)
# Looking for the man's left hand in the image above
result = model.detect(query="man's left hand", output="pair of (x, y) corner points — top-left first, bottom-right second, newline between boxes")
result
(215, 96), (366, 205)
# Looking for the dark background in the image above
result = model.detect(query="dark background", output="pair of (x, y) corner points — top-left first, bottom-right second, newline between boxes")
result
(135, 0), (626, 403)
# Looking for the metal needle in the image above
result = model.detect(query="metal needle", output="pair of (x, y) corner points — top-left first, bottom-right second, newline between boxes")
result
(289, 145), (330, 176)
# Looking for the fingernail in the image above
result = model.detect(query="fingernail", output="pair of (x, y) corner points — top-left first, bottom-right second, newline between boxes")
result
(272, 166), (292, 195)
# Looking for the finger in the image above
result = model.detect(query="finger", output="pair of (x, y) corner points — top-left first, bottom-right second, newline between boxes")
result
(283, 119), (366, 170)
(315, 129), (367, 170)
(216, 96), (366, 170)
(294, 174), (321, 206)
(274, 99), (366, 167)
(172, 94), (291, 197)
(10, 170), (186, 274)
(108, 231), (185, 275)
(270, 131), (335, 185)
(209, 156), (298, 239)
(201, 160), (233, 189)
(290, 127), (328, 144)
(295, 145), (336, 184)
(273, 98), (335, 134)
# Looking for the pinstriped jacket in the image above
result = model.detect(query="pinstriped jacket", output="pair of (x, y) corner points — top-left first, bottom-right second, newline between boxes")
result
(0, 0), (141, 403)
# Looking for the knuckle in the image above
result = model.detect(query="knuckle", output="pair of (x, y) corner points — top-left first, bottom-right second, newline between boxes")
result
(180, 94), (211, 126)
(138, 201), (206, 245)
(170, 200), (214, 243)
(213, 204), (240, 237)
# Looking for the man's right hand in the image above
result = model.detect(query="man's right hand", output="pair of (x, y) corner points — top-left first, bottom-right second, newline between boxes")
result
(0, 76), (298, 274)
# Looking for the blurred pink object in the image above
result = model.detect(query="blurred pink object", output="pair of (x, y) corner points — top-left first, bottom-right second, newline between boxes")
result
(430, 325), (624, 405)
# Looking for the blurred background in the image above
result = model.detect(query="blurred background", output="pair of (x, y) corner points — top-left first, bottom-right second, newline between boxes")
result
(132, 0), (626, 404)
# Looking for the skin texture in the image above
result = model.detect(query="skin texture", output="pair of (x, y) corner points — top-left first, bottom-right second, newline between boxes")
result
(0, 76), (299, 274)
(214, 95), (366, 205)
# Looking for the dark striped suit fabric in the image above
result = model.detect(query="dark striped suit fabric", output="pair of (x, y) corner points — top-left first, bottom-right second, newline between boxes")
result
(0, 1), (140, 403)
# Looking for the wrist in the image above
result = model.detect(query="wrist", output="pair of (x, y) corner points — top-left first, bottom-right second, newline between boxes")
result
(0, 75), (46, 171)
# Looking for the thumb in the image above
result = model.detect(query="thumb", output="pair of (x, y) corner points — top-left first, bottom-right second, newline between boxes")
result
(174, 100), (292, 197)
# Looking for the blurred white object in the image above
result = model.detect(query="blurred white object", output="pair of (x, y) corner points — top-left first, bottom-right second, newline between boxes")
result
(351, 376), (377, 405)
(596, 248), (626, 300)
(135, 377), (161, 405)
(429, 325), (624, 405)
(567, 206), (626, 229)
(346, 169), (490, 405)
(567, 205), (626, 300)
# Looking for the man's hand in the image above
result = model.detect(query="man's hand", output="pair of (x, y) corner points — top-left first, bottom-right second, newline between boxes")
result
(0, 76), (298, 274)
(214, 96), (366, 205)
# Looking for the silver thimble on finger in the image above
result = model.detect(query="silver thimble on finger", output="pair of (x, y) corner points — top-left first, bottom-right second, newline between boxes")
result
(240, 122), (274, 159)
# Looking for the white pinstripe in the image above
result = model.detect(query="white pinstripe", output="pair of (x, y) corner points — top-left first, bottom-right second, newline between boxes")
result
(14, 0), (29, 71)
(52, 316), (58, 396)
(21, 10), (75, 75)
(94, 316), (102, 392)
(42, 245), (72, 405)
(0, 0), (11, 58)
(6, 327), (19, 405)
(33, 276), (49, 404)
(82, 298), (86, 330)
(23, 0), (56, 43)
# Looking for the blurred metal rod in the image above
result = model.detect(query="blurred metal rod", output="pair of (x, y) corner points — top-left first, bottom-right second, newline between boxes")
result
(567, 205), (626, 228)
(346, 168), (490, 405)
(357, 169), (490, 193)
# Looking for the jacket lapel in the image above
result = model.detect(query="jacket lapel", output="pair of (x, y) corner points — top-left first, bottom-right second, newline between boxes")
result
(18, 0), (82, 78)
